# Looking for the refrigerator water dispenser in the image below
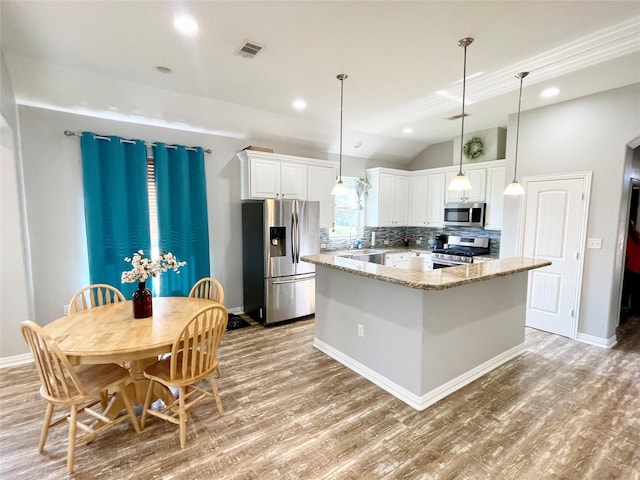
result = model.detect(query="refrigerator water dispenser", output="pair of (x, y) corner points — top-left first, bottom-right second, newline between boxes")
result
(269, 226), (286, 257)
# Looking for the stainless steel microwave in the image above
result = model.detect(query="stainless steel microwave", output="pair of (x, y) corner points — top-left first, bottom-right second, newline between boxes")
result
(443, 202), (486, 227)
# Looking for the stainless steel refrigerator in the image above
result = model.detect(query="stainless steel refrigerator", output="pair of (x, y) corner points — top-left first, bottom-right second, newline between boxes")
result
(241, 199), (320, 325)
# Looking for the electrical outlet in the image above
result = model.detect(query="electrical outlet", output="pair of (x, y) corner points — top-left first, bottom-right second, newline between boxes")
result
(587, 238), (602, 249)
(320, 243), (327, 249)
(63, 304), (70, 315)
(357, 324), (364, 337)
(416, 238), (422, 245)
(384, 239), (389, 245)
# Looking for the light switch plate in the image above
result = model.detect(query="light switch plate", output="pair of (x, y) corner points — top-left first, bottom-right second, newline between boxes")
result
(587, 238), (602, 249)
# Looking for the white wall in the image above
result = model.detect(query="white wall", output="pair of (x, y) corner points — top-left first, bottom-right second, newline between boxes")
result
(0, 51), (33, 358)
(501, 83), (640, 341)
(409, 141), (453, 170)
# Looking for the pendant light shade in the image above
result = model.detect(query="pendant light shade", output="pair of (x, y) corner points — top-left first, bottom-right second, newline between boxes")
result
(332, 73), (349, 196)
(331, 179), (349, 196)
(449, 37), (474, 192)
(504, 71), (529, 196)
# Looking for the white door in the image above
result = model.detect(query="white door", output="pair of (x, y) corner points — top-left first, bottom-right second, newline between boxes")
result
(520, 175), (590, 338)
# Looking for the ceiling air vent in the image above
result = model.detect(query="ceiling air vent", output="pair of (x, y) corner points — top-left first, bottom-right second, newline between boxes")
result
(237, 41), (264, 58)
(446, 113), (470, 120)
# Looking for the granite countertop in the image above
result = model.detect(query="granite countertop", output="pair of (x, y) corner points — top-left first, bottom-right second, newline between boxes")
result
(301, 254), (550, 291)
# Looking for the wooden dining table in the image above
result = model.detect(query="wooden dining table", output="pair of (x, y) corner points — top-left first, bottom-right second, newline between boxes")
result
(44, 296), (219, 418)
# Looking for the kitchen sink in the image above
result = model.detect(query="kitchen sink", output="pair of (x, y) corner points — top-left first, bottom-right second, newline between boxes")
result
(333, 249), (386, 265)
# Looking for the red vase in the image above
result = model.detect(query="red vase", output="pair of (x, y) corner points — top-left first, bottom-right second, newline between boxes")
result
(132, 281), (152, 318)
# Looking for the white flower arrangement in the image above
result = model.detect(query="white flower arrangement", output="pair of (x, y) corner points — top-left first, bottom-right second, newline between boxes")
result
(121, 250), (186, 284)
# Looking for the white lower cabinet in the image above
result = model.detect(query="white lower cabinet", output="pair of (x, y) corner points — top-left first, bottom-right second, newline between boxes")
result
(384, 252), (433, 271)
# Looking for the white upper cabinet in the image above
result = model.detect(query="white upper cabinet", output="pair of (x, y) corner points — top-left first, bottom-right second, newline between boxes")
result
(366, 168), (410, 227)
(484, 165), (506, 230)
(445, 167), (487, 203)
(279, 162), (307, 199)
(409, 175), (429, 226)
(239, 150), (338, 201)
(425, 172), (446, 227)
(239, 151), (338, 227)
(248, 158), (281, 198)
(307, 164), (337, 229)
(248, 157), (306, 199)
(409, 172), (445, 227)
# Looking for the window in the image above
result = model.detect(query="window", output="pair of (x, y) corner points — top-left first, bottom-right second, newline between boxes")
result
(331, 177), (364, 237)
(146, 157), (161, 291)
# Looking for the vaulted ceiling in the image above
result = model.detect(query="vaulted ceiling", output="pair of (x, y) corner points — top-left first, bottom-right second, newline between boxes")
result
(2, 1), (639, 164)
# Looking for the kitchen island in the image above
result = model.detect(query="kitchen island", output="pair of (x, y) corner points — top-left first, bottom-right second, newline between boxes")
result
(300, 254), (550, 410)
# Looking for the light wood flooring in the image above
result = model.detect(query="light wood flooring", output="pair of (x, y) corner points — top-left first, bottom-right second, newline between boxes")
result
(1, 314), (639, 479)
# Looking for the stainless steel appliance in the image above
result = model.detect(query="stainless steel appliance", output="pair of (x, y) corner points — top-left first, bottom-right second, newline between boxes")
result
(242, 199), (319, 325)
(443, 202), (486, 227)
(431, 235), (490, 269)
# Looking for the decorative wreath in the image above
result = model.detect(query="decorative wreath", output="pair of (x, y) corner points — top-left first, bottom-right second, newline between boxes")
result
(463, 136), (485, 160)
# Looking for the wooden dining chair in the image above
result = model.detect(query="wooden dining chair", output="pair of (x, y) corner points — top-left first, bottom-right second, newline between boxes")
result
(21, 320), (140, 474)
(187, 278), (225, 376)
(68, 284), (126, 314)
(140, 304), (228, 448)
(188, 277), (225, 305)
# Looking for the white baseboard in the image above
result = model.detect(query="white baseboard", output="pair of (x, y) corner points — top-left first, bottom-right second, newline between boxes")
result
(576, 332), (617, 348)
(228, 307), (243, 315)
(0, 353), (32, 368)
(313, 337), (525, 411)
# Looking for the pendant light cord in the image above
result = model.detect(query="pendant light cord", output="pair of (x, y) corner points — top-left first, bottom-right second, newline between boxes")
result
(459, 43), (468, 175)
(513, 73), (527, 183)
(339, 75), (344, 181)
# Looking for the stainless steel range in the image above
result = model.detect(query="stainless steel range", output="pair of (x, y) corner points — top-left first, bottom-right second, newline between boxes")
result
(431, 236), (490, 269)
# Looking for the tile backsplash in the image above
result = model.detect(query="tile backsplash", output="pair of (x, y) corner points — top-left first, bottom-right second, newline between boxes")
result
(320, 226), (501, 256)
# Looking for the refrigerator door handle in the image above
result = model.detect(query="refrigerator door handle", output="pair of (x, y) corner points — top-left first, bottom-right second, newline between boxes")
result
(295, 210), (300, 263)
(272, 274), (314, 285)
(292, 200), (300, 264)
(291, 211), (296, 264)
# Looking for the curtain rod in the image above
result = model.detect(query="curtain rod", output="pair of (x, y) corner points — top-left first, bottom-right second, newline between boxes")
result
(63, 130), (212, 154)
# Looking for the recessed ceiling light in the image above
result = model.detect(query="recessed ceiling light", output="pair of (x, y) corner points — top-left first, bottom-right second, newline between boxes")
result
(292, 99), (307, 111)
(403, 127), (413, 134)
(174, 15), (199, 36)
(541, 87), (560, 98)
(155, 66), (172, 74)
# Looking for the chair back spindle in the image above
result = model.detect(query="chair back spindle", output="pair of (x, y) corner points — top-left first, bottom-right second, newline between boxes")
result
(69, 284), (126, 314)
(21, 322), (85, 401)
(188, 278), (225, 305)
(170, 305), (227, 380)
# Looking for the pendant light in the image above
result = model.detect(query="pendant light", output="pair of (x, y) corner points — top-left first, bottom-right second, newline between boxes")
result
(331, 74), (350, 196)
(504, 71), (529, 196)
(448, 37), (474, 192)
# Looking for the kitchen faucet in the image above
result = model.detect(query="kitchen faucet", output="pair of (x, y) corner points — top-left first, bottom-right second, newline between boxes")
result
(348, 225), (358, 250)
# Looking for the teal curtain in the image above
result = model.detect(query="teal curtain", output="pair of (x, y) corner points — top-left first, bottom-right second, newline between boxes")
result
(153, 143), (210, 296)
(80, 132), (151, 299)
